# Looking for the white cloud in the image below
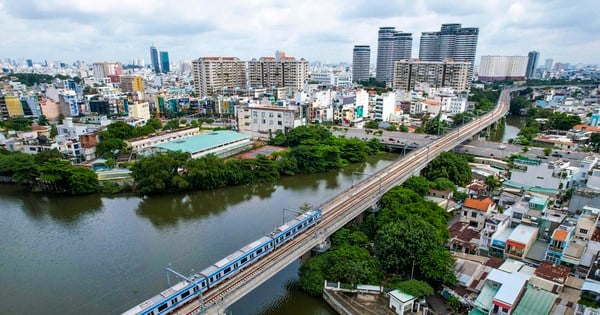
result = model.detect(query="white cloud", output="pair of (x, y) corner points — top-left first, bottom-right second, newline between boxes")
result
(0, 0), (598, 64)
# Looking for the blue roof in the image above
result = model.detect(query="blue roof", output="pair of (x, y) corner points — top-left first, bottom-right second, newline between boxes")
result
(152, 131), (249, 154)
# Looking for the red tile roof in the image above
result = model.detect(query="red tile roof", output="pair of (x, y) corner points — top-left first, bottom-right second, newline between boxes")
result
(464, 198), (494, 212)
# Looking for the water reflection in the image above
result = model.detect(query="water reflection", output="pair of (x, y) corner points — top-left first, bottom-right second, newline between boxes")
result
(19, 191), (103, 224)
(135, 183), (277, 228)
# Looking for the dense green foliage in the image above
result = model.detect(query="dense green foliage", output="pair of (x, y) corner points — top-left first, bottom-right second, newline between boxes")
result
(2, 117), (33, 131)
(393, 279), (434, 297)
(300, 227), (381, 295)
(0, 150), (99, 195)
(364, 121), (380, 129)
(402, 176), (430, 196)
(509, 95), (530, 115)
(8, 73), (79, 86)
(469, 88), (500, 113)
(516, 107), (581, 143)
(422, 152), (472, 186)
(590, 133), (600, 152)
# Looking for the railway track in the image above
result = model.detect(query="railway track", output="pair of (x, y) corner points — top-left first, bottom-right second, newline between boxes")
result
(174, 90), (512, 315)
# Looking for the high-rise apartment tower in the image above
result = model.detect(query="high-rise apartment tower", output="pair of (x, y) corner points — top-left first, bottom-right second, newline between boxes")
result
(376, 27), (412, 84)
(352, 45), (370, 82)
(150, 45), (160, 74)
(419, 23), (478, 79)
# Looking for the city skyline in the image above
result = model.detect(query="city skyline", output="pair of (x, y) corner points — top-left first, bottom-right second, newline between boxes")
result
(1, 0), (599, 65)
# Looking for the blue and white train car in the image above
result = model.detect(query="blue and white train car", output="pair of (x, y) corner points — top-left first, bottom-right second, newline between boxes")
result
(200, 235), (273, 288)
(122, 209), (322, 315)
(271, 209), (322, 248)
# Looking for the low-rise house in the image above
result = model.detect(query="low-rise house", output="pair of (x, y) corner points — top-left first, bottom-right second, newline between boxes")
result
(545, 224), (575, 264)
(460, 197), (495, 229)
(480, 213), (511, 255)
(506, 224), (539, 260)
(449, 222), (481, 254)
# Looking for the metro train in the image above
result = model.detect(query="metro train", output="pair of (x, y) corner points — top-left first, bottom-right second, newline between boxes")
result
(122, 209), (323, 315)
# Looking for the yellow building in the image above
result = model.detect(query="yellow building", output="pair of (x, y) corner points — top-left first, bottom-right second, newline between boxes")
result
(121, 76), (144, 92)
(0, 96), (24, 118)
(128, 102), (151, 121)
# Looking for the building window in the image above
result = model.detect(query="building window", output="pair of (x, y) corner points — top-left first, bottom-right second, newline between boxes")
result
(463, 211), (467, 216)
(262, 119), (266, 124)
(278, 121), (282, 126)
(580, 228), (589, 235)
(277, 113), (282, 118)
(471, 212), (478, 218)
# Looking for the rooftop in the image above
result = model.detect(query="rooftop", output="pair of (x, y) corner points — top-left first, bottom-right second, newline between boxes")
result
(508, 224), (538, 246)
(552, 227), (570, 242)
(152, 131), (249, 154)
(512, 285), (558, 315)
(486, 269), (530, 306)
(388, 289), (415, 303)
(535, 261), (571, 283)
(464, 197), (494, 212)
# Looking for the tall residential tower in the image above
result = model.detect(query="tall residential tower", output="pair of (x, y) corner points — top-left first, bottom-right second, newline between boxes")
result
(418, 23), (479, 79)
(352, 45), (370, 82)
(375, 27), (412, 85)
(525, 51), (539, 78)
(160, 51), (170, 73)
(150, 45), (160, 74)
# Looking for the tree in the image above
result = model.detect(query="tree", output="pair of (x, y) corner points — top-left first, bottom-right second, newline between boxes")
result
(399, 124), (409, 132)
(57, 114), (65, 124)
(394, 280), (434, 298)
(509, 95), (530, 115)
(422, 152), (472, 186)
(430, 178), (457, 191)
(374, 218), (442, 275)
(386, 125), (397, 131)
(485, 175), (501, 192)
(146, 118), (163, 130)
(49, 124), (58, 138)
(0, 152), (38, 183)
(37, 115), (49, 126)
(543, 147), (553, 156)
(34, 148), (64, 164)
(364, 121), (379, 129)
(591, 133), (600, 152)
(162, 118), (180, 130)
(96, 138), (126, 158)
(101, 121), (135, 140)
(38, 158), (72, 190)
(67, 167), (99, 195)
(104, 157), (116, 170)
(4, 117), (33, 131)
(402, 176), (430, 196)
(132, 152), (189, 194)
(522, 146), (529, 153)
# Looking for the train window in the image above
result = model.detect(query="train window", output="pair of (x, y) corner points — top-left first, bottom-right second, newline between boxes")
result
(181, 290), (190, 299)
(285, 232), (291, 237)
(158, 303), (168, 312)
(171, 298), (177, 305)
(195, 285), (200, 291)
(257, 248), (263, 254)
(210, 277), (214, 282)
(201, 282), (206, 288)
(241, 257), (248, 264)
(224, 267), (231, 274)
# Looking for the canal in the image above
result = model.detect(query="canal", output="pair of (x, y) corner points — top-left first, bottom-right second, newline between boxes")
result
(0, 153), (399, 315)
(488, 114), (525, 143)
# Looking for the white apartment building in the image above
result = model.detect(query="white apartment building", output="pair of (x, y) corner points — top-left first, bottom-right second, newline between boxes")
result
(128, 102), (151, 121)
(237, 105), (299, 140)
(192, 57), (247, 97)
(247, 56), (309, 91)
(478, 56), (528, 81)
(440, 93), (468, 114)
(373, 92), (396, 121)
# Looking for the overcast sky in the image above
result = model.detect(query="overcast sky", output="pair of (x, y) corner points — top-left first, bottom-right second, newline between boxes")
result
(1, 0), (598, 65)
